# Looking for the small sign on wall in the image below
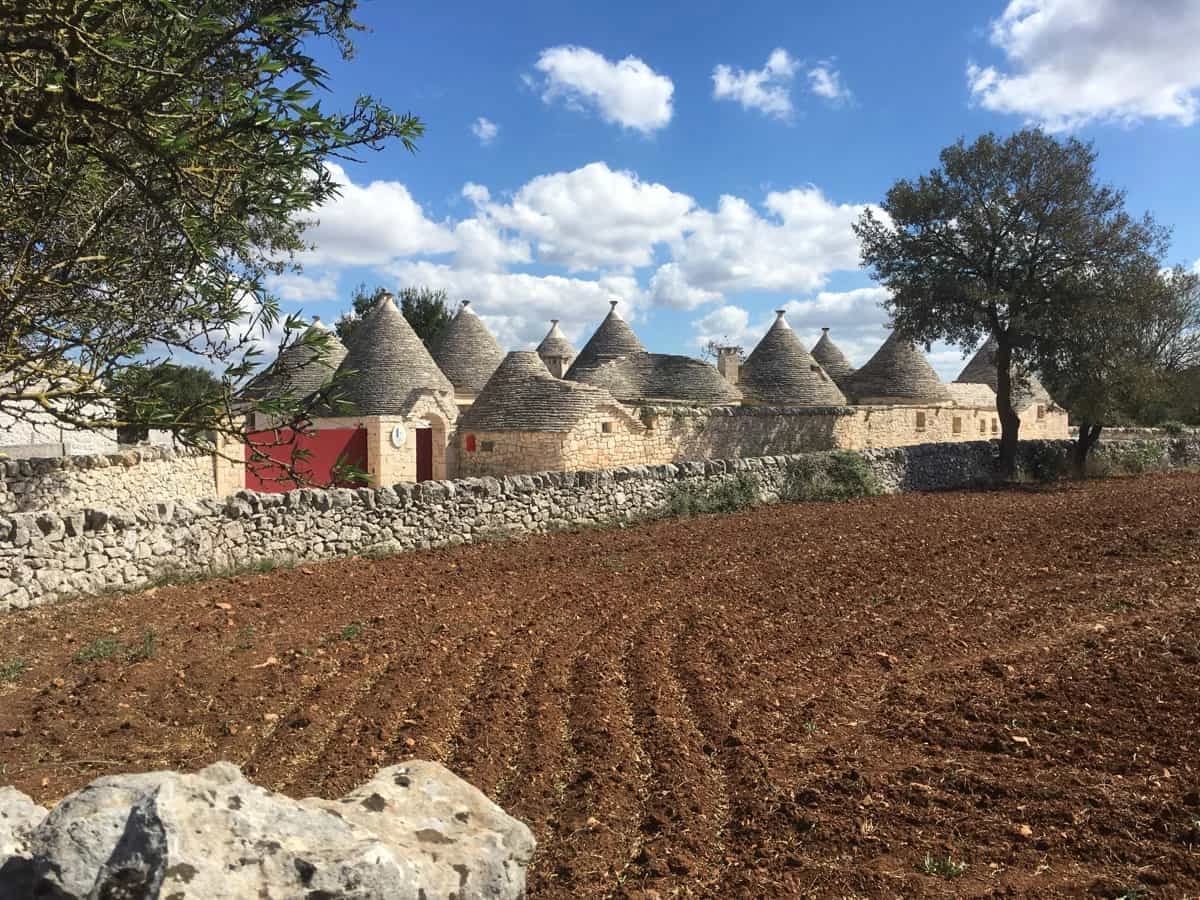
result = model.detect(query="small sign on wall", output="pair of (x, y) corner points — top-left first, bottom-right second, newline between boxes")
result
(389, 424), (407, 449)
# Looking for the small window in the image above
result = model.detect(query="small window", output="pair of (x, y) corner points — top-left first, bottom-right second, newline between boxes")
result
(991, 418), (999, 434)
(480, 440), (495, 453)
(979, 419), (987, 434)
(465, 434), (476, 453)
(601, 421), (613, 434)
(915, 411), (927, 431)
(952, 416), (962, 435)
(1037, 404), (1046, 420)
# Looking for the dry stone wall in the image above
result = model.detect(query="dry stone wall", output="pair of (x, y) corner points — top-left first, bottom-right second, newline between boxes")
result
(0, 446), (215, 515)
(2, 437), (1197, 612)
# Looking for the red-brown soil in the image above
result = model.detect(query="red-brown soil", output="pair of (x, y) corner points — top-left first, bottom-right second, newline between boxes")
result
(3, 473), (1199, 898)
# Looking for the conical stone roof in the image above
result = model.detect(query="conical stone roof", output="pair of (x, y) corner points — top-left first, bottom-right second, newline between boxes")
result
(459, 351), (623, 432)
(844, 332), (951, 404)
(327, 292), (453, 415)
(564, 301), (645, 382)
(810, 328), (856, 390)
(537, 320), (576, 360)
(955, 337), (1050, 410)
(429, 301), (505, 395)
(242, 319), (347, 402)
(576, 352), (742, 405)
(738, 311), (846, 406)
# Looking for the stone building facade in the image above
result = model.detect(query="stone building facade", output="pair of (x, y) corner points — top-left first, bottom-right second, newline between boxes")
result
(229, 297), (1070, 487)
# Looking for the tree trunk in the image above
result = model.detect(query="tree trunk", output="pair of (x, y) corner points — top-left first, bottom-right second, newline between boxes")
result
(1072, 421), (1103, 477)
(994, 341), (1022, 478)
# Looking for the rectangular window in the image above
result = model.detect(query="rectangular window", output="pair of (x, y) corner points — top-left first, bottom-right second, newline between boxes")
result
(480, 440), (495, 453)
(979, 419), (986, 434)
(915, 411), (927, 431)
(952, 417), (962, 434)
(601, 421), (613, 433)
(991, 418), (999, 434)
(1037, 404), (1046, 420)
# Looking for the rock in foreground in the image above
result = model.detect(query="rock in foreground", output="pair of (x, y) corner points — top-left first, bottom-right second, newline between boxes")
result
(0, 760), (534, 899)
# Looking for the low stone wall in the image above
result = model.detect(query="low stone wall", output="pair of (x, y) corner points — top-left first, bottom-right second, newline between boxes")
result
(2, 437), (1197, 612)
(0, 446), (215, 515)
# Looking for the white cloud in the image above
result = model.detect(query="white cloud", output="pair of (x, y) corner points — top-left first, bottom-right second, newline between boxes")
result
(1193, 257), (1200, 274)
(534, 45), (674, 133)
(471, 116), (499, 145)
(294, 161), (879, 357)
(648, 263), (722, 309)
(301, 163), (455, 266)
(692, 305), (756, 350)
(265, 271), (339, 304)
(475, 162), (693, 272)
(808, 61), (852, 105)
(384, 260), (645, 350)
(967, 0), (1200, 130)
(655, 187), (876, 303)
(712, 48), (799, 120)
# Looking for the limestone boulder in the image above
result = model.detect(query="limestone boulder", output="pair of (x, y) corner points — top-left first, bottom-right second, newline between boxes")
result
(0, 760), (534, 900)
(0, 785), (46, 863)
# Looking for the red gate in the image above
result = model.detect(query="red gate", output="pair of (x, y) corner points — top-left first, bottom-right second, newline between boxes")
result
(244, 426), (368, 492)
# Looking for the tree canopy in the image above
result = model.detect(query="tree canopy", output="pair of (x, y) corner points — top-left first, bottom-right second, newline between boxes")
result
(1036, 264), (1200, 467)
(855, 129), (1167, 474)
(110, 363), (224, 444)
(0, 0), (421, 446)
(335, 284), (454, 348)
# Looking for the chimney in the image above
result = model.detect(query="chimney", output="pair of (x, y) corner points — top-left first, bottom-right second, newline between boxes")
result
(716, 347), (741, 385)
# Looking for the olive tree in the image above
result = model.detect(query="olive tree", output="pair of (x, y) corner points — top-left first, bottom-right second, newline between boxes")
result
(854, 129), (1165, 475)
(1037, 264), (1200, 471)
(0, 1), (421, 448)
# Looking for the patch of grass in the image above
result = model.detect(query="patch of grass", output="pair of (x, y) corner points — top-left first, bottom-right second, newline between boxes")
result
(331, 622), (364, 643)
(73, 630), (157, 664)
(126, 629), (157, 662)
(667, 472), (760, 517)
(234, 626), (256, 651)
(0, 658), (27, 683)
(74, 636), (122, 663)
(780, 451), (880, 502)
(918, 853), (967, 878)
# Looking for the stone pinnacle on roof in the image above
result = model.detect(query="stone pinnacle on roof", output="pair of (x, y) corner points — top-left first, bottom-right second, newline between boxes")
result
(429, 300), (505, 395)
(738, 310), (846, 406)
(844, 331), (951, 404)
(564, 300), (646, 381)
(327, 291), (453, 415)
(242, 318), (348, 402)
(537, 319), (576, 359)
(460, 350), (625, 433)
(955, 336), (1050, 410)
(810, 327), (856, 390)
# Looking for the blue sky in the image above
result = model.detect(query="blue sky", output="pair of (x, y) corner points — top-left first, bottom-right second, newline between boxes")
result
(274, 0), (1200, 378)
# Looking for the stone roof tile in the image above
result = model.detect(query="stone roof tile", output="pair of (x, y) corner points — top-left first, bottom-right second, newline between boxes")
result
(810, 327), (856, 390)
(460, 351), (624, 432)
(844, 332), (951, 404)
(326, 293), (453, 415)
(739, 311), (846, 406)
(429, 301), (505, 395)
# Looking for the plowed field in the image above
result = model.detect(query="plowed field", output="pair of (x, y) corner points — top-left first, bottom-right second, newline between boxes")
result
(3, 473), (1200, 897)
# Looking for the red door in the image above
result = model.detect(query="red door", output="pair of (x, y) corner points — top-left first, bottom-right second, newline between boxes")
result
(244, 427), (367, 492)
(416, 427), (433, 482)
